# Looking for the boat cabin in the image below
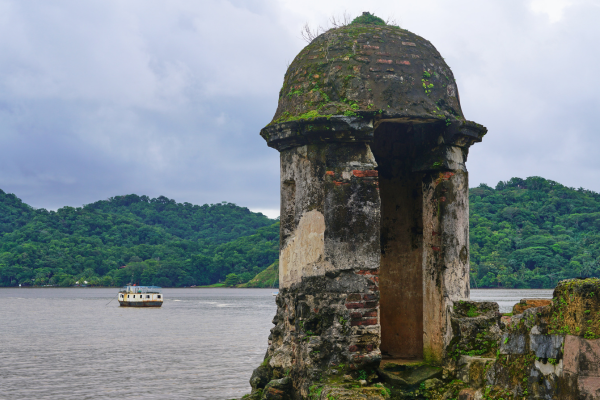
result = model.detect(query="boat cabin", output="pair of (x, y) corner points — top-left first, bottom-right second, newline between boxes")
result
(118, 286), (163, 307)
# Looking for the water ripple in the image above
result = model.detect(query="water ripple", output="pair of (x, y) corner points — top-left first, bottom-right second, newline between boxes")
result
(0, 288), (276, 400)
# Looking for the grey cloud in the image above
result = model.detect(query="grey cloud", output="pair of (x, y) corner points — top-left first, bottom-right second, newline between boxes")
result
(0, 0), (599, 217)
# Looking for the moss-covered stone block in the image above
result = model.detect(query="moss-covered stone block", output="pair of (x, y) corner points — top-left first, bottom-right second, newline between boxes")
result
(512, 299), (552, 315)
(548, 278), (600, 339)
(456, 356), (495, 389)
(448, 301), (502, 360)
(377, 361), (442, 389)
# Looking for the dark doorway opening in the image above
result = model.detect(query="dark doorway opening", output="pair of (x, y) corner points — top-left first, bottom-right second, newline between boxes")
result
(372, 122), (424, 360)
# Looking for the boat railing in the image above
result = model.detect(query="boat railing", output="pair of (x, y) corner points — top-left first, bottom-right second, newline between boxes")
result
(119, 286), (162, 294)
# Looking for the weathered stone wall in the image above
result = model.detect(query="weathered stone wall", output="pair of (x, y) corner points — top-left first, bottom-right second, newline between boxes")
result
(247, 16), (488, 400)
(251, 141), (383, 398)
(449, 278), (600, 400)
(246, 122), (482, 399)
(422, 169), (471, 363)
(246, 278), (600, 399)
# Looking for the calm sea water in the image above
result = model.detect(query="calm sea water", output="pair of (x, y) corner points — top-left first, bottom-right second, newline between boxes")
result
(0, 288), (276, 400)
(0, 287), (553, 400)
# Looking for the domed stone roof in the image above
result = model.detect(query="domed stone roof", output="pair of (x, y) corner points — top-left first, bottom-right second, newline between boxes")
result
(269, 19), (463, 126)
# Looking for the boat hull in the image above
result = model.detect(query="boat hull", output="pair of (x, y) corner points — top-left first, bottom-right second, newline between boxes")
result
(118, 300), (163, 307)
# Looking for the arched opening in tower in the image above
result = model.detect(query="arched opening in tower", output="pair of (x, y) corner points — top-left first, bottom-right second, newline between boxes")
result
(372, 121), (427, 360)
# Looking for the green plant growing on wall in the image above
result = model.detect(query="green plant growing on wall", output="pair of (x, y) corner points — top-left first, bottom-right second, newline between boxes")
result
(349, 12), (386, 26)
(422, 71), (434, 95)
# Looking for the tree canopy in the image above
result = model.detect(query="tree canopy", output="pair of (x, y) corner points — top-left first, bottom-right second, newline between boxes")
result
(1, 176), (599, 289)
(0, 192), (278, 288)
(470, 177), (600, 288)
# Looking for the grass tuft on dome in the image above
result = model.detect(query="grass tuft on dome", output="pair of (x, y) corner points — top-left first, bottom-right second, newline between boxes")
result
(350, 12), (386, 26)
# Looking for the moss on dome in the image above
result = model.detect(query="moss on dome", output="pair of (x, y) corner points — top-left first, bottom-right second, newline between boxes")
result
(350, 12), (386, 26)
(265, 23), (466, 128)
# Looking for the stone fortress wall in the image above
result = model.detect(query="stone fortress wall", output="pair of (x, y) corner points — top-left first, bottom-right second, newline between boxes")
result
(241, 13), (599, 400)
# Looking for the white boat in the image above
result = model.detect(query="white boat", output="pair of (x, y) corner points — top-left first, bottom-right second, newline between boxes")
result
(118, 285), (163, 307)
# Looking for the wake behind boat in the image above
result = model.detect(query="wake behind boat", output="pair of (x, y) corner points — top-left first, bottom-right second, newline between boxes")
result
(118, 285), (163, 307)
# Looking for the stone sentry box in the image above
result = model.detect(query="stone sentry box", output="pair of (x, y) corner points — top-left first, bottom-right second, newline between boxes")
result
(250, 16), (486, 398)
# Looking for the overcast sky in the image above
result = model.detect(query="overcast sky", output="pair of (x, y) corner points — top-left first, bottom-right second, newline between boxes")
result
(0, 0), (598, 218)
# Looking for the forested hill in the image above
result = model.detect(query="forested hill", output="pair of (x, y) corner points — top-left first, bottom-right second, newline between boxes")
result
(470, 177), (600, 288)
(0, 191), (279, 287)
(0, 190), (33, 234)
(84, 194), (271, 244)
(2, 176), (600, 289)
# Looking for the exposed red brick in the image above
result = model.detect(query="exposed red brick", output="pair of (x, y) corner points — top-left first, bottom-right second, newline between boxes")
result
(363, 45), (379, 49)
(325, 171), (335, 176)
(369, 276), (379, 284)
(365, 301), (378, 308)
(346, 293), (362, 302)
(439, 196), (446, 202)
(365, 344), (374, 351)
(334, 181), (349, 186)
(363, 311), (377, 317)
(351, 318), (378, 326)
(513, 299), (552, 314)
(432, 246), (441, 251)
(352, 170), (378, 177)
(363, 294), (378, 301)
(350, 312), (362, 319)
(348, 345), (359, 352)
(345, 302), (365, 309)
(356, 269), (379, 275)
(356, 57), (370, 62)
(376, 59), (393, 64)
(402, 42), (416, 46)
(396, 60), (411, 65)
(376, 52), (390, 56)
